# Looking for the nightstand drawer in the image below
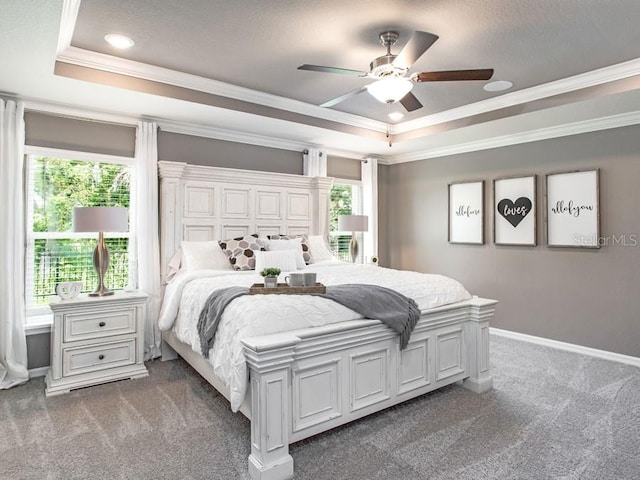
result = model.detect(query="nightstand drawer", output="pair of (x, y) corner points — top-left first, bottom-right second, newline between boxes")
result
(64, 308), (136, 342)
(62, 340), (136, 377)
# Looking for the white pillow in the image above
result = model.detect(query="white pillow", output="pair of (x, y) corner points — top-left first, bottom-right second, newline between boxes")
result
(166, 249), (183, 282)
(308, 235), (335, 263)
(180, 240), (233, 272)
(254, 250), (298, 275)
(265, 238), (306, 269)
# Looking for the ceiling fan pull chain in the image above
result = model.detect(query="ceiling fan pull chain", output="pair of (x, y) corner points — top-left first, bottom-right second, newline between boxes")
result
(386, 105), (392, 147)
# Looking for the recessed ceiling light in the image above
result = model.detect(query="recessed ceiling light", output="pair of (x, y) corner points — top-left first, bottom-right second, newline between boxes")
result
(104, 34), (135, 49)
(483, 80), (513, 92)
(388, 111), (405, 122)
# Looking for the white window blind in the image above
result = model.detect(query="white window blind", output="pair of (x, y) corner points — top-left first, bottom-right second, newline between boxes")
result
(25, 150), (133, 314)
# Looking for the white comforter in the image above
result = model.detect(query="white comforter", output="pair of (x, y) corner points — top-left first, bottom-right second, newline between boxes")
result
(158, 262), (471, 412)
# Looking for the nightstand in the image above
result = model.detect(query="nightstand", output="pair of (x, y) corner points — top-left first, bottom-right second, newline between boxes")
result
(45, 291), (149, 396)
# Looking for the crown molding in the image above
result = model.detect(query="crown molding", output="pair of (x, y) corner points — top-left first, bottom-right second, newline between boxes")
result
(385, 110), (640, 164)
(23, 97), (139, 126)
(156, 119), (370, 161)
(58, 43), (640, 140)
(18, 92), (373, 160)
(57, 0), (80, 55)
(159, 160), (332, 188)
(158, 119), (313, 152)
(56, 45), (388, 133)
(392, 57), (640, 135)
(19, 92), (638, 168)
(20, 93), (638, 167)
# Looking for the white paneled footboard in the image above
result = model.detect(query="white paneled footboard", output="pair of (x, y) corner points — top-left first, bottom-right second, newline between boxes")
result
(241, 296), (496, 480)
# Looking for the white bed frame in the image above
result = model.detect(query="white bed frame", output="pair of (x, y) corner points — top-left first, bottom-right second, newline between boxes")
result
(158, 161), (497, 480)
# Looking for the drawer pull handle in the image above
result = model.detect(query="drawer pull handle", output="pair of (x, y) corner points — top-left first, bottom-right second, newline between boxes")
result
(98, 354), (105, 360)
(98, 321), (106, 327)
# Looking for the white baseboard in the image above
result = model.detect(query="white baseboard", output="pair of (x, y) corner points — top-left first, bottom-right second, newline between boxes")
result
(490, 327), (640, 368)
(29, 366), (49, 378)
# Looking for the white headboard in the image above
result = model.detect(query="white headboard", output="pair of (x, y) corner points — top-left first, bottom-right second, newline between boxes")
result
(158, 161), (334, 283)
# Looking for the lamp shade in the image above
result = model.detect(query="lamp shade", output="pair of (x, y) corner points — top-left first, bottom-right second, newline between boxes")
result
(73, 207), (129, 233)
(338, 215), (368, 232)
(367, 78), (413, 104)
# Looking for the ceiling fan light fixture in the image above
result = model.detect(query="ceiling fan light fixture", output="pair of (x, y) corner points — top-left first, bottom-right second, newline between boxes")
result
(104, 33), (135, 49)
(388, 111), (405, 121)
(367, 78), (413, 104)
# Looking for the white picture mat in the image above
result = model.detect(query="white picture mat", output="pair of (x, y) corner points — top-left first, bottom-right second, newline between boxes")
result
(494, 176), (536, 245)
(449, 181), (484, 244)
(546, 170), (599, 247)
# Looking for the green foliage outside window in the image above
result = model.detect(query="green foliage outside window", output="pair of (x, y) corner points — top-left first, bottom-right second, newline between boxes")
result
(32, 158), (130, 232)
(28, 157), (131, 305)
(329, 184), (354, 261)
(329, 184), (352, 232)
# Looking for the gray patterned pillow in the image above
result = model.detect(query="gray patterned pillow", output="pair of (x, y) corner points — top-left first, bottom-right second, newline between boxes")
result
(267, 234), (312, 264)
(218, 234), (265, 271)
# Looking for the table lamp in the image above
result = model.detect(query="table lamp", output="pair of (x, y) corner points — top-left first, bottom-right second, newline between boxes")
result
(73, 206), (128, 296)
(338, 215), (368, 263)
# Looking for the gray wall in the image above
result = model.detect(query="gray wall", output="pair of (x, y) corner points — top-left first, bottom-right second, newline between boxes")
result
(382, 125), (640, 357)
(327, 155), (361, 180)
(25, 112), (136, 156)
(158, 131), (303, 174)
(26, 333), (50, 370)
(378, 164), (390, 265)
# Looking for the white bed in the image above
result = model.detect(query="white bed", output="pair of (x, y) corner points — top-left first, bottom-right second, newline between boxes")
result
(160, 260), (475, 412)
(158, 161), (497, 480)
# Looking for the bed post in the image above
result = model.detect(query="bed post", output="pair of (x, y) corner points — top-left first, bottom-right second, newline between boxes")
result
(158, 161), (187, 284)
(242, 334), (300, 480)
(462, 297), (497, 393)
(310, 177), (334, 236)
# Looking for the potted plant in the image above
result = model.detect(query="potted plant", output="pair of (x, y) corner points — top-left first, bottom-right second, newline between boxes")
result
(260, 267), (281, 288)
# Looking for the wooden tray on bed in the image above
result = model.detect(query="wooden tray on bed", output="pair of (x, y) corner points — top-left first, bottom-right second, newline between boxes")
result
(249, 283), (326, 295)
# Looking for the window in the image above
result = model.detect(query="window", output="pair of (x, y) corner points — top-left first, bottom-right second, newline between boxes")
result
(329, 181), (362, 261)
(25, 149), (133, 315)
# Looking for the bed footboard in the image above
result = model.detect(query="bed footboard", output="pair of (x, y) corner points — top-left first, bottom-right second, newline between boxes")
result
(241, 297), (497, 480)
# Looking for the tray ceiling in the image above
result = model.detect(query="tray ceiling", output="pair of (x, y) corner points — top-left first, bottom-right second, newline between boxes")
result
(1, 0), (640, 161)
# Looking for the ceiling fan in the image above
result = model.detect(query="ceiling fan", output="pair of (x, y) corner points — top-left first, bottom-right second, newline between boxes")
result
(298, 30), (494, 112)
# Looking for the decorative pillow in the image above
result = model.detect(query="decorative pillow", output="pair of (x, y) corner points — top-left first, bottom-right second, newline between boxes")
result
(264, 238), (305, 269)
(308, 235), (336, 263)
(254, 250), (298, 275)
(166, 249), (183, 282)
(181, 240), (234, 272)
(267, 234), (312, 264)
(218, 234), (265, 270)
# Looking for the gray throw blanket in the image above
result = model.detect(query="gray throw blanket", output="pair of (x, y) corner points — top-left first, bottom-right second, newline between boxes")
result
(197, 284), (421, 357)
(197, 286), (251, 358)
(316, 284), (420, 349)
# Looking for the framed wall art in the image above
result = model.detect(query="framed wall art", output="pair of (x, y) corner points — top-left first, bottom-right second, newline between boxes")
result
(448, 180), (484, 244)
(546, 169), (600, 248)
(493, 175), (537, 246)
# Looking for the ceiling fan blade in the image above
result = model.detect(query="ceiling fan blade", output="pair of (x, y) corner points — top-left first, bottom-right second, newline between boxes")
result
(399, 92), (423, 112)
(320, 86), (369, 108)
(413, 69), (494, 82)
(298, 64), (368, 77)
(392, 31), (439, 70)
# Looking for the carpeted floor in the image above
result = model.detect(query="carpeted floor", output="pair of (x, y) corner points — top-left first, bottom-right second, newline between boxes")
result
(2, 335), (639, 480)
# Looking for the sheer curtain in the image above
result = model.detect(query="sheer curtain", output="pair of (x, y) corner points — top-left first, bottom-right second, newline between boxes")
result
(0, 99), (29, 389)
(131, 121), (162, 360)
(361, 157), (378, 264)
